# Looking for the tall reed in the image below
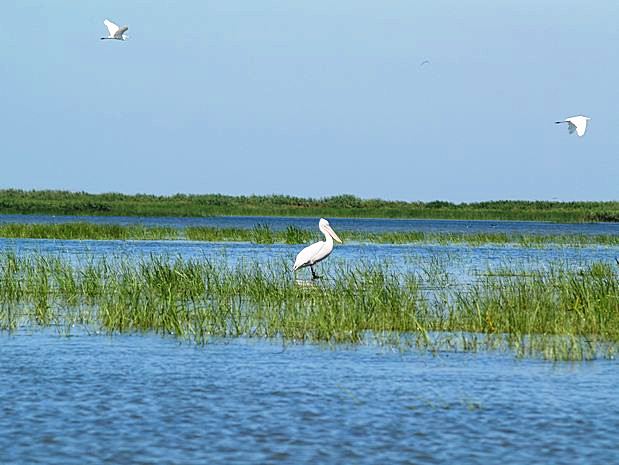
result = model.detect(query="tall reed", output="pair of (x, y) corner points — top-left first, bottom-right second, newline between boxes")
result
(0, 189), (617, 222)
(0, 222), (618, 247)
(0, 252), (618, 360)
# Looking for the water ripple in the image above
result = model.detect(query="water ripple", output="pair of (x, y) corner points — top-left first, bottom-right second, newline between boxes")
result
(0, 333), (617, 464)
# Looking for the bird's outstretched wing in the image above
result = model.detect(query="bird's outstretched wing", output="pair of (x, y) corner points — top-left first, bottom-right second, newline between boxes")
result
(567, 121), (576, 134)
(575, 120), (587, 137)
(104, 19), (120, 36)
(116, 26), (129, 39)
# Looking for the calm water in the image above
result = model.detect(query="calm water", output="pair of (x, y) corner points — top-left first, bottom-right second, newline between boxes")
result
(1, 213), (618, 235)
(1, 236), (618, 284)
(2, 217), (619, 464)
(1, 332), (618, 465)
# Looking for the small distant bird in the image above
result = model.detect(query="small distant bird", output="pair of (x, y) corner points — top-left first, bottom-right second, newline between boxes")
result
(293, 218), (342, 280)
(420, 60), (431, 66)
(555, 115), (590, 137)
(101, 19), (128, 41)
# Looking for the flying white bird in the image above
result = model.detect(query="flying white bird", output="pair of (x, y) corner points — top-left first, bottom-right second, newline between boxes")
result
(293, 218), (342, 280)
(101, 19), (128, 41)
(555, 115), (590, 137)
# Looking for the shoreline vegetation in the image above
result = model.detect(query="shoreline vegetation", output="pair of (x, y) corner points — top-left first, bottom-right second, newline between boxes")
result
(0, 253), (617, 361)
(0, 189), (618, 222)
(0, 222), (616, 247)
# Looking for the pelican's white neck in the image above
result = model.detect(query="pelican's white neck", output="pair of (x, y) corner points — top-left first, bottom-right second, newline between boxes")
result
(321, 227), (333, 245)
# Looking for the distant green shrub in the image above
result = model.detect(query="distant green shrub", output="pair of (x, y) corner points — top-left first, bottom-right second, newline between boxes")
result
(0, 189), (615, 222)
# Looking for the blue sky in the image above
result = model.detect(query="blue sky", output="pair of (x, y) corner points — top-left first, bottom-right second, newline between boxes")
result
(2, 1), (618, 201)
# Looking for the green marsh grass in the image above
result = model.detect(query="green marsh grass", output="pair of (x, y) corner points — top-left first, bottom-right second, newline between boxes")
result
(1, 189), (618, 222)
(0, 222), (618, 248)
(0, 222), (177, 241)
(0, 253), (618, 360)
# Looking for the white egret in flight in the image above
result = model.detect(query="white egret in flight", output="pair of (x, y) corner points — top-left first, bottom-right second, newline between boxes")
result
(293, 218), (342, 280)
(101, 19), (129, 41)
(555, 115), (590, 137)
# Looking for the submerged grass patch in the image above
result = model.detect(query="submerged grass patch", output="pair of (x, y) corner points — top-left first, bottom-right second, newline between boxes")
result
(0, 222), (617, 247)
(0, 252), (618, 360)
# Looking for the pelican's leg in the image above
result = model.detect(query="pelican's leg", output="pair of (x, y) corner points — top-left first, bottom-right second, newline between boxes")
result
(310, 265), (321, 280)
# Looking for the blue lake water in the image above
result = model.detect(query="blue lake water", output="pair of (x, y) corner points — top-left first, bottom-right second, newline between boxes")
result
(2, 216), (619, 464)
(2, 237), (617, 285)
(1, 332), (618, 465)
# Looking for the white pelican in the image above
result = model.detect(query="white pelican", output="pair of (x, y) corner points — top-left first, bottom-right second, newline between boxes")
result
(293, 218), (342, 280)
(555, 115), (590, 137)
(101, 19), (129, 41)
